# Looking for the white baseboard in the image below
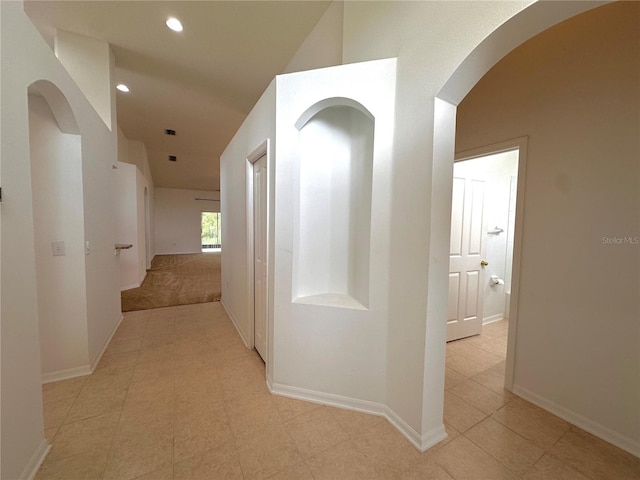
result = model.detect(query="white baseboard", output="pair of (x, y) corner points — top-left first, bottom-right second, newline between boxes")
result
(89, 314), (124, 372)
(483, 314), (504, 325)
(513, 384), (640, 458)
(385, 404), (448, 451)
(271, 382), (387, 416)
(221, 299), (251, 348)
(119, 261), (150, 291)
(20, 438), (50, 480)
(419, 423), (449, 451)
(41, 365), (92, 384)
(121, 282), (141, 291)
(42, 314), (123, 384)
(121, 269), (148, 291)
(269, 382), (447, 452)
(155, 250), (202, 256)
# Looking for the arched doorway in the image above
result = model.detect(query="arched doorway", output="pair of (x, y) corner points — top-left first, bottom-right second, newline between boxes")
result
(27, 80), (90, 383)
(430, 1), (638, 456)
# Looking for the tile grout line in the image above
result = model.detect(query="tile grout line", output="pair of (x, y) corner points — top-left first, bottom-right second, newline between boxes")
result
(100, 324), (143, 480)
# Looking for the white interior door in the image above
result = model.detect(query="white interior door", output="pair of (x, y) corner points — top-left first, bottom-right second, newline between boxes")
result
(253, 154), (268, 360)
(447, 171), (487, 341)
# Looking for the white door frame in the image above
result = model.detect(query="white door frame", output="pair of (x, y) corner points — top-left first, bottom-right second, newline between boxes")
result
(246, 140), (270, 364)
(144, 187), (152, 270)
(453, 136), (528, 391)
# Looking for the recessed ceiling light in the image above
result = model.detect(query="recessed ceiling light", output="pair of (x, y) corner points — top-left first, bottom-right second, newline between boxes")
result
(166, 17), (183, 32)
(116, 84), (130, 93)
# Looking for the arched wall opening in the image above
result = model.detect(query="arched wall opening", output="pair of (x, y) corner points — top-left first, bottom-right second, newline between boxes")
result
(428, 1), (638, 456)
(27, 80), (90, 382)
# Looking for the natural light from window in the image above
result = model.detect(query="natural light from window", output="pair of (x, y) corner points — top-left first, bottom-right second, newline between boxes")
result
(201, 211), (221, 252)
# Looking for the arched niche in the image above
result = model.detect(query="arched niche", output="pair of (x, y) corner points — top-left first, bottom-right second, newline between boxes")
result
(292, 98), (374, 310)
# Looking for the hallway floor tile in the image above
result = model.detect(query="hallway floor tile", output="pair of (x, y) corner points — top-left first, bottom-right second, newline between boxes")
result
(36, 305), (639, 480)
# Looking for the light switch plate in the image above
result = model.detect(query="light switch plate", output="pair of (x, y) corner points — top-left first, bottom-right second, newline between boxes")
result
(52, 241), (65, 256)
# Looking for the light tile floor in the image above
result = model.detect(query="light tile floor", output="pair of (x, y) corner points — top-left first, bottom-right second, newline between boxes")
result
(37, 304), (640, 480)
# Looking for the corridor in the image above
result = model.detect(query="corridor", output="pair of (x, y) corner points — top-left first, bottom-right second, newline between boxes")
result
(37, 303), (640, 479)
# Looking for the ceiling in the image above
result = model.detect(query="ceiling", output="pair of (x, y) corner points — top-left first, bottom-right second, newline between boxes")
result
(24, 1), (331, 191)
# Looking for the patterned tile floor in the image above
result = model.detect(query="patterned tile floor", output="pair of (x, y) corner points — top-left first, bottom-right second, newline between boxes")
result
(37, 303), (640, 479)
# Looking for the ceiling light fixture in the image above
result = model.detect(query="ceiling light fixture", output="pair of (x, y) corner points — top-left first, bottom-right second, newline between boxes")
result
(166, 17), (183, 32)
(116, 84), (130, 93)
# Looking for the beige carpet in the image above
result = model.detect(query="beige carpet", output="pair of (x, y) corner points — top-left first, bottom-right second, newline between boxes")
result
(121, 253), (221, 312)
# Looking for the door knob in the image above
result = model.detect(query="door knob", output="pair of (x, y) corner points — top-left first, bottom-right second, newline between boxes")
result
(480, 260), (489, 267)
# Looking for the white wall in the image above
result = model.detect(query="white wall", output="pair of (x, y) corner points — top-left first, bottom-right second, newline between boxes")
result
(342, 0), (534, 441)
(1, 3), (121, 477)
(128, 139), (154, 186)
(222, 61), (398, 439)
(456, 1), (639, 451)
(4, 2), (631, 478)
(154, 187), (219, 255)
(114, 161), (139, 289)
(55, 30), (114, 131)
(339, 0), (614, 448)
(224, 0), (589, 452)
(115, 131), (155, 289)
(54, 30), (116, 129)
(117, 126), (128, 164)
(283, 0), (343, 74)
(272, 59), (397, 415)
(29, 94), (90, 379)
(220, 80), (276, 381)
(221, 0), (623, 456)
(454, 150), (518, 322)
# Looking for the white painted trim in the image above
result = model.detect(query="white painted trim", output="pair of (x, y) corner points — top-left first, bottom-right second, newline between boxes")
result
(89, 314), (123, 372)
(41, 364), (92, 384)
(384, 403), (447, 451)
(137, 270), (148, 289)
(419, 424), (449, 451)
(438, 1), (608, 104)
(482, 313), (504, 325)
(19, 438), (50, 480)
(513, 384), (640, 459)
(271, 382), (387, 415)
(247, 140), (269, 164)
(120, 268), (148, 292)
(454, 137), (527, 162)
(246, 140), (271, 366)
(270, 382), (447, 453)
(455, 136), (528, 393)
(221, 298), (251, 348)
(154, 250), (203, 255)
(121, 282), (141, 291)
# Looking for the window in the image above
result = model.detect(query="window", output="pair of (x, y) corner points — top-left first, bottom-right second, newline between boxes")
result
(201, 211), (221, 251)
